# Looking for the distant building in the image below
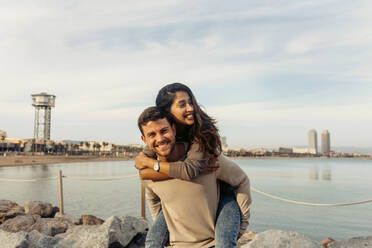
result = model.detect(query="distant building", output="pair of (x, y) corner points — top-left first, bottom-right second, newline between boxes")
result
(308, 129), (318, 154)
(321, 130), (331, 154)
(293, 147), (309, 154)
(130, 144), (143, 149)
(0, 130), (7, 139)
(278, 147), (293, 154)
(248, 148), (272, 156)
(221, 136), (228, 151)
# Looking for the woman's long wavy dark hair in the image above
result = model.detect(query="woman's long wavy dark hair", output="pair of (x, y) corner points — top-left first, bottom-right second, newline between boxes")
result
(156, 83), (221, 157)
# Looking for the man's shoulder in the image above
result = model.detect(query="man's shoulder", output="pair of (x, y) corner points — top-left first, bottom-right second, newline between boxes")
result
(217, 154), (237, 167)
(144, 178), (177, 187)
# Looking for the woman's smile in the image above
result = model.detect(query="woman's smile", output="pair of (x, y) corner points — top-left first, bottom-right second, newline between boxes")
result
(170, 91), (195, 125)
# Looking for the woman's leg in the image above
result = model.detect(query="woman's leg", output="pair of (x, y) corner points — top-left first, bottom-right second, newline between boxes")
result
(215, 183), (241, 248)
(145, 210), (169, 248)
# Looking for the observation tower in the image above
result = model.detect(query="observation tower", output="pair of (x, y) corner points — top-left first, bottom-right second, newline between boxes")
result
(31, 92), (56, 140)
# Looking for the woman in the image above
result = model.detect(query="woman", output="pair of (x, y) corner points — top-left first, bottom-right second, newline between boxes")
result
(135, 83), (249, 248)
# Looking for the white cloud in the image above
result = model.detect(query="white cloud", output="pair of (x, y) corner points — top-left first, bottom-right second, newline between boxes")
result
(287, 35), (322, 54)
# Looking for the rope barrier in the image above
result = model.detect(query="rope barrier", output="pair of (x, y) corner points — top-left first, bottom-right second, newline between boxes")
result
(63, 175), (137, 181)
(0, 177), (57, 182)
(0, 175), (138, 182)
(251, 186), (372, 207)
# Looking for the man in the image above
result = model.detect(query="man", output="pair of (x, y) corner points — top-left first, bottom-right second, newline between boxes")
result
(138, 106), (251, 248)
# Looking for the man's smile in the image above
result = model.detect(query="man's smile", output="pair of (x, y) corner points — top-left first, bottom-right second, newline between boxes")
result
(154, 139), (172, 151)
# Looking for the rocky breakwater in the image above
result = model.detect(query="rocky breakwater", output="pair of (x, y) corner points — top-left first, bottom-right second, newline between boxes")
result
(237, 230), (372, 248)
(0, 199), (149, 248)
(2, 199), (372, 248)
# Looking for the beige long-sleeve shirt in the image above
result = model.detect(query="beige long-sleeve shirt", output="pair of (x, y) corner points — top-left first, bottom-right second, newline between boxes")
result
(144, 144), (251, 248)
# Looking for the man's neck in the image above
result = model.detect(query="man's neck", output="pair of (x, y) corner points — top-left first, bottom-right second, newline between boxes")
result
(175, 125), (189, 140)
(157, 143), (185, 162)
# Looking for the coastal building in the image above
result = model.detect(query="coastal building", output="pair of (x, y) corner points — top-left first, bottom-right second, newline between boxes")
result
(0, 130), (7, 139)
(293, 147), (309, 154)
(308, 129), (318, 154)
(248, 148), (272, 156)
(0, 137), (26, 153)
(321, 130), (331, 154)
(278, 147), (293, 154)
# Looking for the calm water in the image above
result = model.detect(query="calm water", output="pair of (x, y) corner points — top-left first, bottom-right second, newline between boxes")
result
(0, 159), (371, 241)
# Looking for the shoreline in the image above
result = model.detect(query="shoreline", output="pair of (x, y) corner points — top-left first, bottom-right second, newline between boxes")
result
(1, 154), (371, 168)
(0, 155), (132, 168)
(231, 156), (372, 160)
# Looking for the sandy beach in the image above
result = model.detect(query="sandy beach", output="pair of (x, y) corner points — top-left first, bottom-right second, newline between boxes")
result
(0, 155), (132, 168)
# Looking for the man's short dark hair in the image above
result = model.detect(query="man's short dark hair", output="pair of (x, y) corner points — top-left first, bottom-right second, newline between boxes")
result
(138, 106), (173, 135)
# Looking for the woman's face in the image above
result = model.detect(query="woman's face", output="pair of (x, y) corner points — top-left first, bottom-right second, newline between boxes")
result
(170, 91), (194, 126)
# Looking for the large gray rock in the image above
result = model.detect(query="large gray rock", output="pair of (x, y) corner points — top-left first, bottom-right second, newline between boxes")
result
(54, 213), (82, 225)
(56, 224), (109, 248)
(0, 229), (64, 248)
(241, 229), (319, 248)
(0, 215), (35, 233)
(82, 214), (104, 225)
(238, 231), (257, 247)
(31, 217), (69, 236)
(24, 200), (54, 217)
(0, 215), (148, 248)
(103, 216), (149, 247)
(0, 229), (29, 248)
(328, 236), (372, 248)
(0, 200), (25, 224)
(56, 215), (149, 248)
(27, 230), (64, 248)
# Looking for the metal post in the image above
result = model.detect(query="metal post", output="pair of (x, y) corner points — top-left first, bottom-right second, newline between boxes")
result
(141, 181), (146, 218)
(58, 170), (64, 215)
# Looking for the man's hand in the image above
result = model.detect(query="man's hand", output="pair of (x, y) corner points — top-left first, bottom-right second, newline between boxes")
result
(135, 152), (156, 170)
(201, 157), (219, 174)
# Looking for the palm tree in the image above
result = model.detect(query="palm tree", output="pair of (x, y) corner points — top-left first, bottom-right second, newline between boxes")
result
(0, 136), (4, 154)
(96, 143), (102, 155)
(87, 142), (91, 155)
(112, 144), (117, 156)
(102, 142), (109, 155)
(92, 143), (98, 155)
(32, 139), (35, 155)
(17, 140), (22, 154)
(74, 144), (80, 154)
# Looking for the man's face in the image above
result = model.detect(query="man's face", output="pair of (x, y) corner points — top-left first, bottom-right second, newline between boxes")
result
(141, 118), (176, 157)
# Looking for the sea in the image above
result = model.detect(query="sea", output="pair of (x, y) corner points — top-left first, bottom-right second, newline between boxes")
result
(0, 158), (371, 242)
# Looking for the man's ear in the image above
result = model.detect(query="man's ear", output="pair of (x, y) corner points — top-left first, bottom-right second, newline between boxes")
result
(141, 135), (146, 143)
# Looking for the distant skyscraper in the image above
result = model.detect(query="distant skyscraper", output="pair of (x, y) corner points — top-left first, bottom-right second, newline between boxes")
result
(308, 129), (318, 154)
(321, 130), (331, 154)
(221, 136), (228, 150)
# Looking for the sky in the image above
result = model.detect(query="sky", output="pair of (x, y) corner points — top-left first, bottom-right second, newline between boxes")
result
(1, 0), (372, 149)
